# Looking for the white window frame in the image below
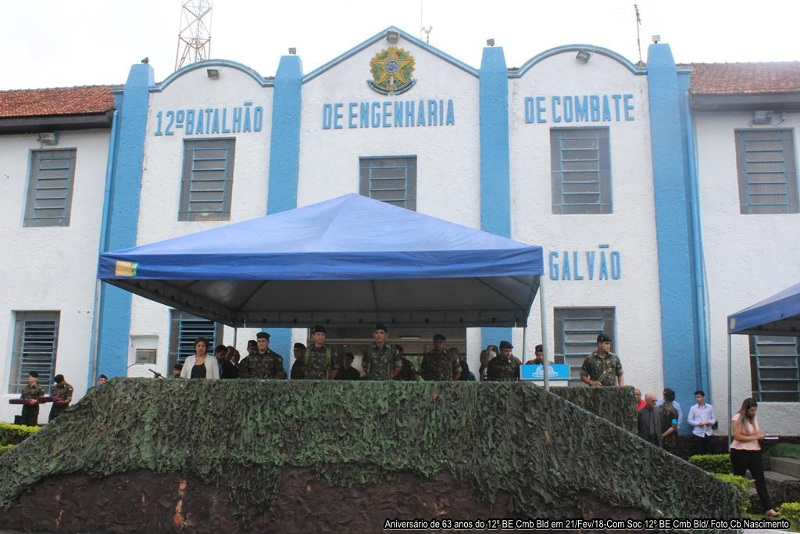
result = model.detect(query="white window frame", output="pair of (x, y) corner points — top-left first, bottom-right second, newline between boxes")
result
(168, 310), (223, 369)
(179, 138), (235, 221)
(554, 307), (615, 381)
(359, 156), (417, 210)
(735, 129), (799, 214)
(24, 149), (77, 227)
(550, 128), (612, 214)
(749, 334), (799, 402)
(8, 311), (60, 394)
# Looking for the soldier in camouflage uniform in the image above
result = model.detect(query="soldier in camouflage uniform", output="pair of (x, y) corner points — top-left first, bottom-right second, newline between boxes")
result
(303, 325), (340, 380)
(362, 324), (402, 380)
(290, 343), (306, 379)
(238, 332), (287, 379)
(394, 345), (420, 381)
(20, 371), (44, 426)
(419, 334), (461, 381)
(49, 374), (73, 421)
(487, 340), (521, 381)
(336, 352), (362, 380)
(580, 333), (625, 387)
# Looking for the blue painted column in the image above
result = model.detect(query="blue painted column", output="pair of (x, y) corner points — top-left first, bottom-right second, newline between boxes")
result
(678, 70), (712, 402)
(647, 44), (704, 428)
(268, 54), (303, 373)
(95, 63), (154, 378)
(479, 46), (512, 349)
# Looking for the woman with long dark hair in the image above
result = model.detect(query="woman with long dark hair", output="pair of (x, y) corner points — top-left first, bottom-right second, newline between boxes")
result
(180, 337), (220, 380)
(729, 398), (779, 517)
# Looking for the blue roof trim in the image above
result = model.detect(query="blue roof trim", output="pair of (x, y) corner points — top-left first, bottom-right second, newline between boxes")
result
(152, 59), (273, 92)
(303, 26), (479, 84)
(514, 44), (646, 77)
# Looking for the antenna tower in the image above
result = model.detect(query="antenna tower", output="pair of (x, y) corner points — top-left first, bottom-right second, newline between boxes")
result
(420, 0), (432, 43)
(175, 0), (213, 71)
(634, 4), (644, 66)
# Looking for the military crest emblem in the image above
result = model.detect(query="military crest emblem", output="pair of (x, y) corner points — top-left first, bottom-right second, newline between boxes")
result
(368, 47), (416, 95)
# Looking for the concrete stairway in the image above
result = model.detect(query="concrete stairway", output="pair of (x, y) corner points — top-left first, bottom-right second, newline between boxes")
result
(765, 456), (800, 505)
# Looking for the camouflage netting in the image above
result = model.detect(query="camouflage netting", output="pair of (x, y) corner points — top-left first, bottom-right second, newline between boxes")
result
(0, 379), (738, 523)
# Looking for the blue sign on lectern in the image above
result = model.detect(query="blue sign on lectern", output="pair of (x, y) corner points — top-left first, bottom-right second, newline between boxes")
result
(520, 364), (570, 384)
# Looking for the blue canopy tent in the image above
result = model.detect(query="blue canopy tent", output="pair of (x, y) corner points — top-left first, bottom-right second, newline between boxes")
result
(727, 283), (800, 337)
(725, 282), (800, 441)
(98, 194), (544, 331)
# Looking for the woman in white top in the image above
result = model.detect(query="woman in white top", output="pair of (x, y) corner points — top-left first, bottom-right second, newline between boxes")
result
(180, 337), (220, 380)
(729, 397), (778, 517)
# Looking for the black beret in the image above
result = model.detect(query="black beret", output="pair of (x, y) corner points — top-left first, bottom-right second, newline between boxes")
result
(535, 344), (543, 352)
(256, 332), (270, 339)
(312, 325), (327, 334)
(499, 341), (513, 350)
(433, 334), (446, 341)
(374, 323), (388, 332)
(54, 374), (64, 384)
(29, 371), (39, 378)
(597, 333), (613, 343)
(293, 342), (306, 349)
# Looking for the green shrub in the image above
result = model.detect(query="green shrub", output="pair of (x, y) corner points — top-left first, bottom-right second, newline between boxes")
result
(766, 443), (800, 460)
(779, 502), (800, 530)
(714, 473), (751, 515)
(0, 423), (40, 446)
(689, 454), (732, 474)
(0, 445), (14, 457)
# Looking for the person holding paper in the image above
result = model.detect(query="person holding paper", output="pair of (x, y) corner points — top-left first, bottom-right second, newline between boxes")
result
(730, 398), (779, 518)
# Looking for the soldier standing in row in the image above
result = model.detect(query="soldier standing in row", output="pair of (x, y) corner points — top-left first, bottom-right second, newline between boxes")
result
(525, 344), (545, 365)
(362, 324), (402, 380)
(238, 332), (287, 379)
(290, 342), (306, 379)
(394, 345), (419, 381)
(487, 341), (521, 381)
(49, 374), (73, 421)
(336, 352), (362, 380)
(580, 333), (625, 387)
(304, 325), (340, 380)
(20, 371), (44, 426)
(246, 339), (258, 358)
(419, 334), (461, 381)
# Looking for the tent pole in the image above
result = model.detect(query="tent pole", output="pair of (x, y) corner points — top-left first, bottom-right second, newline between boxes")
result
(539, 276), (550, 390)
(522, 326), (527, 364)
(727, 333), (732, 447)
(233, 327), (238, 350)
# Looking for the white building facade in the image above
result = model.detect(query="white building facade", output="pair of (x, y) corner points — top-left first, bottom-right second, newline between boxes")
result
(1, 28), (798, 433)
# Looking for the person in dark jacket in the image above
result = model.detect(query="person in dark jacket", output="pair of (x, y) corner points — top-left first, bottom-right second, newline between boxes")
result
(637, 392), (663, 447)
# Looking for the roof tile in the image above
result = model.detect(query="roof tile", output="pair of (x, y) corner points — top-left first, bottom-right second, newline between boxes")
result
(689, 62), (800, 95)
(0, 85), (117, 118)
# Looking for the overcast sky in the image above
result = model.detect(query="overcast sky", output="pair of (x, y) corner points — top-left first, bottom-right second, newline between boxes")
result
(1, 0), (798, 90)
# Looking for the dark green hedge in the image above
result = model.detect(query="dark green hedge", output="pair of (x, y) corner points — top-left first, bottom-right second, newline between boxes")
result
(0, 379), (738, 522)
(713, 473), (751, 515)
(767, 443), (800, 460)
(0, 423), (40, 446)
(689, 454), (733, 474)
